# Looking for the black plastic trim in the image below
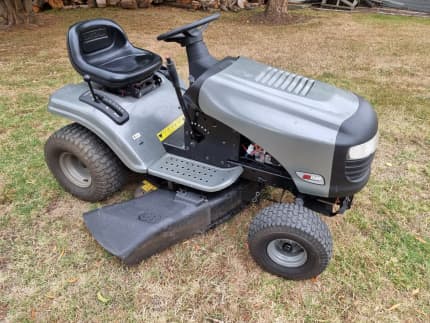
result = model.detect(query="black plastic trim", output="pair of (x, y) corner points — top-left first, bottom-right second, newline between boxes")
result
(329, 96), (378, 197)
(301, 195), (354, 217)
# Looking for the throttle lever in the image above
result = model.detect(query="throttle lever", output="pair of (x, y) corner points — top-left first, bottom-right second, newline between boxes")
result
(83, 74), (99, 103)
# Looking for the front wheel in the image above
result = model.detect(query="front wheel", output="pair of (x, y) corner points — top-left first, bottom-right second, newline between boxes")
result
(45, 123), (128, 202)
(248, 203), (333, 280)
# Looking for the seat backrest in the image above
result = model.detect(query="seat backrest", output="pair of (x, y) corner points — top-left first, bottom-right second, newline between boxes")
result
(80, 26), (118, 54)
(67, 19), (129, 74)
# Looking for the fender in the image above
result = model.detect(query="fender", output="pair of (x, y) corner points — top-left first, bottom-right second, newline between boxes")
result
(48, 75), (182, 173)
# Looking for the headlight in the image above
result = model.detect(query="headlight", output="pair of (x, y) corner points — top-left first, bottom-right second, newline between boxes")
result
(347, 132), (378, 160)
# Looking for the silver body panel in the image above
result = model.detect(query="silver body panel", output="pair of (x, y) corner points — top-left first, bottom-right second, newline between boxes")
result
(198, 57), (360, 197)
(49, 58), (365, 197)
(48, 74), (182, 173)
(48, 74), (243, 192)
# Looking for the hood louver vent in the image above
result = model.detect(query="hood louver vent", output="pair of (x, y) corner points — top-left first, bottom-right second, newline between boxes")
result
(255, 67), (315, 97)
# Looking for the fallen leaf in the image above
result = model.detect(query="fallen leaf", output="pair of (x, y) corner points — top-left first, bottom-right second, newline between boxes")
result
(387, 303), (401, 311)
(97, 291), (110, 304)
(415, 236), (427, 244)
(31, 308), (36, 319)
(386, 162), (393, 167)
(311, 277), (318, 283)
(412, 288), (419, 296)
(67, 277), (78, 284)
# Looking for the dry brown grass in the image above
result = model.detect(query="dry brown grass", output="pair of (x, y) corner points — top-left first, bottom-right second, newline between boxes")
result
(1, 7), (429, 322)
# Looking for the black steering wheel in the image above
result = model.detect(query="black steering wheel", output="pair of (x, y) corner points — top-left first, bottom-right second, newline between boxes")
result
(157, 13), (220, 42)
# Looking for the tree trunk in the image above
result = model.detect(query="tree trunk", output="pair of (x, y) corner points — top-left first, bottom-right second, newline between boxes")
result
(264, 0), (289, 23)
(0, 0), (35, 28)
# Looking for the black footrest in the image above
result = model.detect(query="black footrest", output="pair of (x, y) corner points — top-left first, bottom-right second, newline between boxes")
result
(83, 182), (258, 265)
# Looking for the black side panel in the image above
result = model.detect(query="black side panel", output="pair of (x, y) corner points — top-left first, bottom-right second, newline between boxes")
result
(83, 181), (258, 265)
(329, 96), (378, 197)
(228, 159), (298, 193)
(164, 57), (238, 167)
(186, 113), (240, 167)
(164, 112), (240, 168)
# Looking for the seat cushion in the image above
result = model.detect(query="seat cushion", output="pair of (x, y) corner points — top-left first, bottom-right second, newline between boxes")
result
(67, 19), (162, 89)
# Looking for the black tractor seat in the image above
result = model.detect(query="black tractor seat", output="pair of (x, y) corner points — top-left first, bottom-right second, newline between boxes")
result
(68, 19), (162, 89)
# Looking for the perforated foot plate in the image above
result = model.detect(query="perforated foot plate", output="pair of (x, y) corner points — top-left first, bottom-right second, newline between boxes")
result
(148, 154), (243, 192)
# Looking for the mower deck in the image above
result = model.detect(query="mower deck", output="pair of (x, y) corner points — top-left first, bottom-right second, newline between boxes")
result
(83, 181), (258, 265)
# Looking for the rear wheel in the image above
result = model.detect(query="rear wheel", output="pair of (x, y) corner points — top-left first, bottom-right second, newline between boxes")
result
(248, 203), (333, 280)
(45, 123), (128, 202)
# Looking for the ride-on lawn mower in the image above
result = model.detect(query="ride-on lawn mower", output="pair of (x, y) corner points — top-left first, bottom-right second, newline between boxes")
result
(45, 14), (378, 280)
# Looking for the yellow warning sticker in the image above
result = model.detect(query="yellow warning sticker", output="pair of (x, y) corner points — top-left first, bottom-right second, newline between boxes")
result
(141, 180), (158, 193)
(157, 115), (185, 142)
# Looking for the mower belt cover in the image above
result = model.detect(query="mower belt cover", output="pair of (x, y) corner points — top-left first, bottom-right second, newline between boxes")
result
(83, 181), (257, 265)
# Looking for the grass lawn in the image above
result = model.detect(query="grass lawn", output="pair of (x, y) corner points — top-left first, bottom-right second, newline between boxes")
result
(1, 6), (429, 322)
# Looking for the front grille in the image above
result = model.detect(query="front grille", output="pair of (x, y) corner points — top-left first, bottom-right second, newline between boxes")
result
(345, 155), (374, 182)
